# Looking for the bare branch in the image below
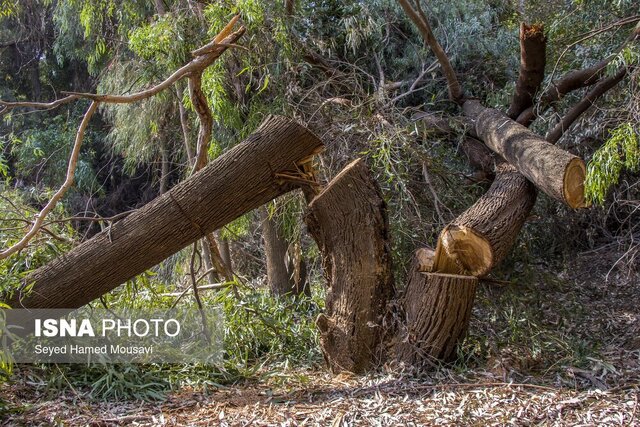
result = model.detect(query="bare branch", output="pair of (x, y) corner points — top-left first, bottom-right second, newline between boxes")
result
(0, 101), (99, 260)
(546, 67), (628, 144)
(60, 26), (246, 104)
(0, 95), (79, 115)
(189, 74), (213, 172)
(397, 0), (464, 104)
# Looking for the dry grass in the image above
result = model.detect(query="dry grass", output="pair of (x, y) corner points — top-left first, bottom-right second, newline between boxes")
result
(1, 250), (639, 426)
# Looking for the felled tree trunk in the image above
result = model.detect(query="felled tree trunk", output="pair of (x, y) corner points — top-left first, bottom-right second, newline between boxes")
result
(8, 116), (323, 309)
(432, 163), (537, 277)
(261, 207), (295, 296)
(464, 100), (586, 208)
(396, 260), (478, 365)
(306, 158), (394, 373)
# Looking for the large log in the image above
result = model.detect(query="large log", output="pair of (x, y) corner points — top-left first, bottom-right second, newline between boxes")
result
(464, 100), (586, 208)
(306, 158), (394, 373)
(396, 265), (478, 365)
(8, 116), (323, 309)
(432, 163), (537, 277)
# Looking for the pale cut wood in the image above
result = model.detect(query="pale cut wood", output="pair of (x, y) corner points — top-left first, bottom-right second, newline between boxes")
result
(433, 163), (537, 277)
(8, 116), (323, 309)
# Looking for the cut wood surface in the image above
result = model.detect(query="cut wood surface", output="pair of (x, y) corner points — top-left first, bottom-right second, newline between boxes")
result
(432, 163), (537, 277)
(396, 269), (478, 364)
(306, 158), (394, 373)
(8, 116), (323, 309)
(464, 100), (586, 208)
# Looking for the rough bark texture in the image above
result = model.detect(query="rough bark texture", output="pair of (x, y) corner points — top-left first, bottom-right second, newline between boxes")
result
(9, 116), (323, 309)
(507, 23), (546, 120)
(262, 207), (295, 296)
(306, 158), (394, 373)
(432, 163), (537, 277)
(464, 100), (586, 208)
(396, 268), (478, 365)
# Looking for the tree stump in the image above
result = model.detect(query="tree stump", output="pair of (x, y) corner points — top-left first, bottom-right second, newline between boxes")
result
(396, 260), (478, 365)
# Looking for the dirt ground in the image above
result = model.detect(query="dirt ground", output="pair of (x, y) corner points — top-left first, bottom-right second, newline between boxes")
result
(1, 250), (638, 426)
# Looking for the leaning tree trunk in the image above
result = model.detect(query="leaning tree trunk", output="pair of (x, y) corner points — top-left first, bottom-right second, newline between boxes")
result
(432, 162), (537, 277)
(261, 207), (295, 296)
(8, 116), (323, 309)
(306, 158), (394, 373)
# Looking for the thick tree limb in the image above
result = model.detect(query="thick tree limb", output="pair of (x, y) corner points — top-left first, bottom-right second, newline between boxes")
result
(8, 116), (323, 309)
(396, 0), (464, 104)
(518, 24), (639, 126)
(432, 163), (537, 276)
(516, 58), (610, 126)
(546, 67), (628, 144)
(464, 100), (586, 208)
(507, 23), (546, 120)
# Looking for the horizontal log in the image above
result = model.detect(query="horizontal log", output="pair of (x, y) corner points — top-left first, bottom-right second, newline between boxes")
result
(8, 116), (323, 309)
(464, 100), (586, 208)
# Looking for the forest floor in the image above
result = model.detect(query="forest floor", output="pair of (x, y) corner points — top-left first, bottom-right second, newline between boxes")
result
(1, 247), (639, 426)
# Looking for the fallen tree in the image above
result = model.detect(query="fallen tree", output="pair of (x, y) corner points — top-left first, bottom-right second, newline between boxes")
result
(8, 116), (323, 309)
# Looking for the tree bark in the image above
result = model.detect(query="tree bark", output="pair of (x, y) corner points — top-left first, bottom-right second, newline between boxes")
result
(261, 207), (295, 296)
(306, 158), (394, 373)
(396, 268), (478, 365)
(431, 163), (536, 277)
(216, 230), (233, 273)
(464, 100), (586, 208)
(8, 116), (323, 309)
(507, 23), (546, 120)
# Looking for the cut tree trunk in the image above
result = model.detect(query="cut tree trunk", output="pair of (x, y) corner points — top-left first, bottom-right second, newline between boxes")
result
(306, 158), (394, 373)
(432, 163), (537, 277)
(507, 23), (546, 120)
(262, 207), (295, 296)
(396, 266), (478, 365)
(464, 100), (586, 208)
(8, 116), (323, 309)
